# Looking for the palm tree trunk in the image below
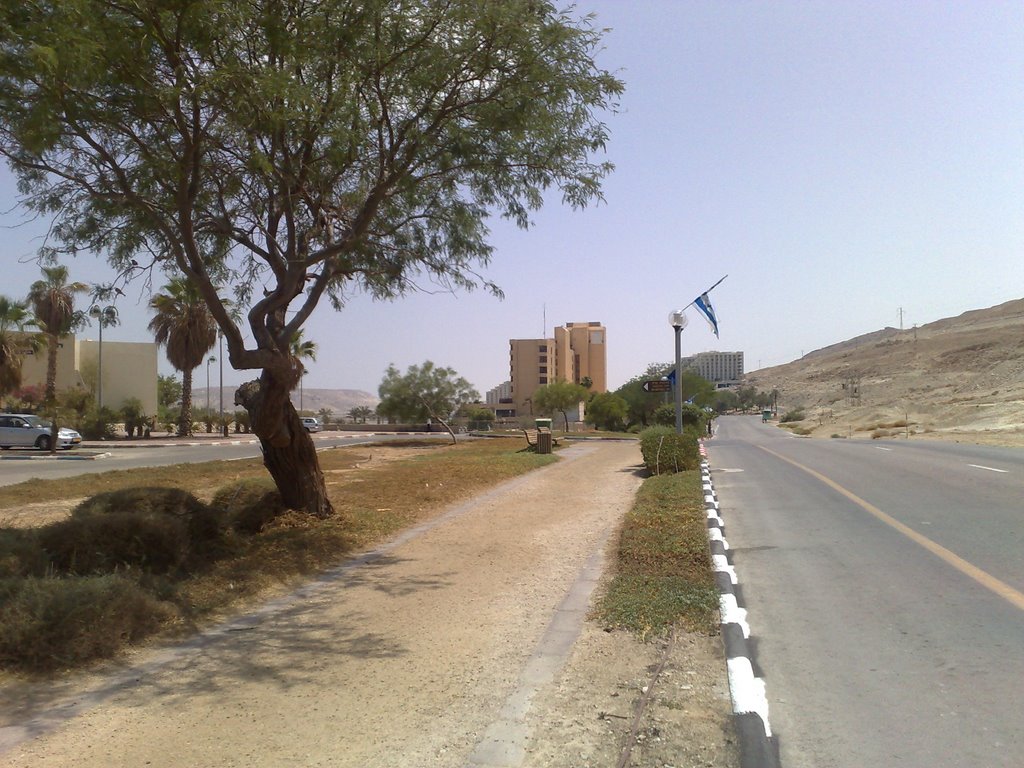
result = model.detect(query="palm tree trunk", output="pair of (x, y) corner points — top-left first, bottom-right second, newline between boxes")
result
(235, 370), (336, 519)
(45, 335), (58, 403)
(179, 367), (194, 436)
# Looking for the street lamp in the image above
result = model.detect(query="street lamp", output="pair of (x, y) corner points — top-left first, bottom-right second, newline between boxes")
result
(88, 305), (117, 410)
(206, 355), (216, 415)
(668, 309), (688, 434)
(219, 332), (226, 436)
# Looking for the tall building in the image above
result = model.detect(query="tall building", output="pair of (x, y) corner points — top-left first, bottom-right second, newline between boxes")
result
(508, 322), (606, 418)
(682, 351), (744, 385)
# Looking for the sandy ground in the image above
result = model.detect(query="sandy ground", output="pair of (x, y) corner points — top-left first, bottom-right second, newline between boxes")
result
(0, 441), (739, 768)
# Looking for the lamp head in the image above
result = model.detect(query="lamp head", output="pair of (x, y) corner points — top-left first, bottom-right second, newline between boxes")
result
(668, 310), (688, 329)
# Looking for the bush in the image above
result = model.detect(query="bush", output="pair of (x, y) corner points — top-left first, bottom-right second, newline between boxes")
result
(38, 488), (226, 575)
(211, 479), (285, 533)
(639, 426), (701, 475)
(0, 575), (174, 671)
(780, 409), (805, 423)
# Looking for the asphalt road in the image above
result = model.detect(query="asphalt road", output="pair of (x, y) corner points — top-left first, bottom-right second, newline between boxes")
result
(0, 432), (449, 487)
(709, 415), (1024, 768)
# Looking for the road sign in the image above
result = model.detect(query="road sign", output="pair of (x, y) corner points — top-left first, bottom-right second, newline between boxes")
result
(642, 379), (672, 393)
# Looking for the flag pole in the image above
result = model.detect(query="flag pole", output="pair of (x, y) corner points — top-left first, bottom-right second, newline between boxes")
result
(682, 274), (728, 311)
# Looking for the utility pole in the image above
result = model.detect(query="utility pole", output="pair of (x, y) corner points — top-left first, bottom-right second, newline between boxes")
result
(898, 307), (904, 330)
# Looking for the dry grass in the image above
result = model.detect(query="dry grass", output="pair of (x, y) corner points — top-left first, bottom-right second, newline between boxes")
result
(0, 438), (556, 673)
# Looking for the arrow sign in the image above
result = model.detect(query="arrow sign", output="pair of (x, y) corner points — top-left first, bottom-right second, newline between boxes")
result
(642, 379), (672, 393)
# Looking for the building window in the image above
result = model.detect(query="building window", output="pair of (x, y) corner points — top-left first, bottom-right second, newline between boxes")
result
(539, 355), (547, 363)
(539, 366), (547, 374)
(539, 345), (547, 352)
(539, 376), (547, 385)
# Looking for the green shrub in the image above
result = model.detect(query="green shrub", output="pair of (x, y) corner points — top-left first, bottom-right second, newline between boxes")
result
(0, 575), (174, 671)
(780, 409), (805, 423)
(639, 426), (701, 475)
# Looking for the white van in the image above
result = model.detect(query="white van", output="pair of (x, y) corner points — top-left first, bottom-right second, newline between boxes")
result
(300, 417), (322, 433)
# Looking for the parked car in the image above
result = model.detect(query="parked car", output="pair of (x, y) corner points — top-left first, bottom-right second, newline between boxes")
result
(300, 417), (321, 433)
(0, 414), (83, 450)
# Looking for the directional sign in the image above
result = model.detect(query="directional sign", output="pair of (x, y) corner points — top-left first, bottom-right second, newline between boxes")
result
(642, 379), (672, 393)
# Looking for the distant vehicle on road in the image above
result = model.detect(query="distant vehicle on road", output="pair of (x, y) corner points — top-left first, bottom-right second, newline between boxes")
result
(301, 417), (322, 433)
(0, 414), (83, 450)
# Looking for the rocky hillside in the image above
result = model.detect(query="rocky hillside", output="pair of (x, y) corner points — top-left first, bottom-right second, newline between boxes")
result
(744, 298), (1024, 445)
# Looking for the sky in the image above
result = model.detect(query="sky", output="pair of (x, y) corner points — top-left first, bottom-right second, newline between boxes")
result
(2, 1), (1022, 397)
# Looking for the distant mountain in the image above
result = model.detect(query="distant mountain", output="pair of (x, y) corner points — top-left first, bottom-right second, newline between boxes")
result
(193, 386), (379, 418)
(745, 298), (1024, 444)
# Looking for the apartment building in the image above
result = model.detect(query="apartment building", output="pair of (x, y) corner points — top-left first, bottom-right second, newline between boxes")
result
(508, 321), (606, 418)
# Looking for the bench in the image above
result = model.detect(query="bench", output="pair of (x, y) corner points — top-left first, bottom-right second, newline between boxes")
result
(522, 427), (560, 451)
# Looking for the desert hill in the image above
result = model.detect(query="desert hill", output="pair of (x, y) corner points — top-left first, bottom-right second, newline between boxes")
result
(194, 386), (379, 420)
(744, 298), (1024, 445)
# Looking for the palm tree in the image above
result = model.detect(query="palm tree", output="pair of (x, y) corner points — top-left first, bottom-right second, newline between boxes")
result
(148, 278), (217, 436)
(290, 329), (317, 412)
(27, 265), (88, 403)
(0, 296), (40, 400)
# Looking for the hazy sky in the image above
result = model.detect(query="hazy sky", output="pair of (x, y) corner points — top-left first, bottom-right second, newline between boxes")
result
(2, 1), (1022, 397)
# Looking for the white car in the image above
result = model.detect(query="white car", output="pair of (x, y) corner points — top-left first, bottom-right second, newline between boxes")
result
(301, 417), (322, 433)
(0, 413), (83, 450)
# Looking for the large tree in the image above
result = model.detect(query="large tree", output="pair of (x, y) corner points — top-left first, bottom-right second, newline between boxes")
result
(377, 361), (479, 444)
(148, 277), (218, 436)
(0, 0), (622, 517)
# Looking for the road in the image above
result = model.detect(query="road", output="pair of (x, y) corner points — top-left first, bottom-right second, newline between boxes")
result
(709, 415), (1024, 767)
(0, 433), (448, 487)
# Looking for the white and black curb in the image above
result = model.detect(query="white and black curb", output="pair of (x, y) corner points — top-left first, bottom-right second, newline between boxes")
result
(702, 458), (781, 768)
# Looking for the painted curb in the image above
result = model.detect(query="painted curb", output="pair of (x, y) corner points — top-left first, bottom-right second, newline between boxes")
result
(702, 457), (781, 768)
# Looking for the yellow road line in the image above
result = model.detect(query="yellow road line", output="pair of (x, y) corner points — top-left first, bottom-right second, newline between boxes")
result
(758, 445), (1024, 612)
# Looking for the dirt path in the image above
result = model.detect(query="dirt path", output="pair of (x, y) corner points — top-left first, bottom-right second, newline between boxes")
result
(0, 441), (738, 767)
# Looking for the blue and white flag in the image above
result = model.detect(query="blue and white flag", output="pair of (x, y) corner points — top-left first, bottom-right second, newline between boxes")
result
(694, 292), (719, 338)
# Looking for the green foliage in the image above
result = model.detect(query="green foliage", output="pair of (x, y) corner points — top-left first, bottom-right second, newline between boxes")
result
(463, 406), (495, 431)
(652, 402), (708, 431)
(712, 388), (740, 413)
(780, 409), (805, 423)
(585, 391), (628, 432)
(615, 363), (715, 430)
(595, 472), (719, 637)
(639, 426), (702, 475)
(377, 361), (479, 441)
(530, 379), (588, 431)
(348, 406), (374, 424)
(157, 374), (182, 408)
(121, 397), (148, 437)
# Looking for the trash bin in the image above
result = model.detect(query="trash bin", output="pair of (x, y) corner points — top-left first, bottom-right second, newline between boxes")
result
(535, 418), (553, 430)
(762, 410), (772, 423)
(536, 429), (553, 454)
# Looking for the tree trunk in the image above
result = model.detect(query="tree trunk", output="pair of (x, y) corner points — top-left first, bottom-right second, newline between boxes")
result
(45, 335), (58, 403)
(179, 368), (194, 436)
(235, 371), (335, 519)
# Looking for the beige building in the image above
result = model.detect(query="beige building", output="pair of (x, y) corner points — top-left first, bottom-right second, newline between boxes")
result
(19, 333), (158, 415)
(508, 321), (606, 418)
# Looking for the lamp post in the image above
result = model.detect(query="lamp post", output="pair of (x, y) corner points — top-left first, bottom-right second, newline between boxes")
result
(205, 355), (216, 415)
(219, 333), (226, 436)
(88, 305), (117, 410)
(668, 310), (688, 434)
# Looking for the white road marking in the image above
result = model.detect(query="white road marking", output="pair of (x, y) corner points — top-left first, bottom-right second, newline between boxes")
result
(876, 447), (893, 452)
(968, 464), (1009, 474)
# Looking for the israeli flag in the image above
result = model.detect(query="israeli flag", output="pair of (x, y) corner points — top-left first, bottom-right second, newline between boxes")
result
(694, 292), (719, 338)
